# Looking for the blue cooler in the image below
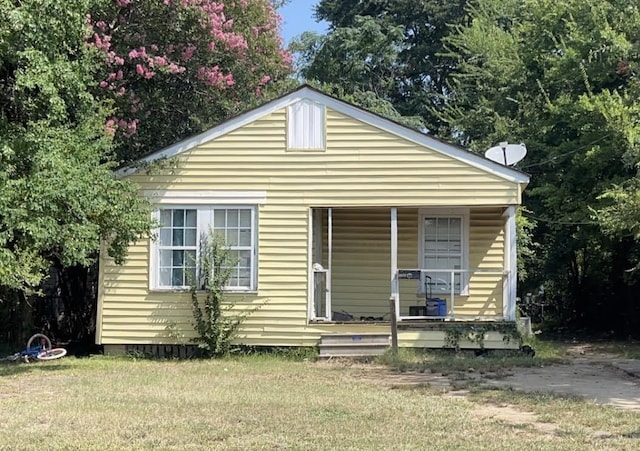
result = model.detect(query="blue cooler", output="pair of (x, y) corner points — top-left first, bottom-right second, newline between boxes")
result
(426, 298), (446, 316)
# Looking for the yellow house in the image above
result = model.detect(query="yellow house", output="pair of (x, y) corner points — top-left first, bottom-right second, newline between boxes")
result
(97, 86), (530, 356)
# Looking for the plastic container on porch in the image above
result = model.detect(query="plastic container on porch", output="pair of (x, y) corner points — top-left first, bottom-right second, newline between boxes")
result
(426, 298), (446, 317)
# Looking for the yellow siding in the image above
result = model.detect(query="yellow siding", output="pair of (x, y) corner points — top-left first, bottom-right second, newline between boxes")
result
(98, 107), (518, 346)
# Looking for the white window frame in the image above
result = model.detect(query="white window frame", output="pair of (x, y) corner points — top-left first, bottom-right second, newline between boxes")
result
(286, 99), (326, 150)
(418, 208), (470, 296)
(150, 205), (258, 292)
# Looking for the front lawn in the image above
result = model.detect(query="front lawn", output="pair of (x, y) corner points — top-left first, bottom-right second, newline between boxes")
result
(0, 354), (638, 450)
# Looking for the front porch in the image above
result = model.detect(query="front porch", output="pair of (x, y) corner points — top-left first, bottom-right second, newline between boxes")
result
(308, 206), (518, 331)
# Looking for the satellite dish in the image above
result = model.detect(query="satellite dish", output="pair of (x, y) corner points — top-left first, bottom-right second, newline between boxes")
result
(484, 142), (527, 166)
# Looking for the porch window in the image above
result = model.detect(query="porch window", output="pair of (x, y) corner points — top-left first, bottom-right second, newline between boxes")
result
(152, 206), (257, 291)
(420, 213), (469, 295)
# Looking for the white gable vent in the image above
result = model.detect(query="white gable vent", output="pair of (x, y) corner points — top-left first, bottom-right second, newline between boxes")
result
(287, 99), (325, 150)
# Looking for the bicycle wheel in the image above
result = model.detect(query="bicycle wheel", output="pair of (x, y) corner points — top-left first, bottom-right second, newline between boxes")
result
(26, 333), (52, 352)
(36, 348), (67, 361)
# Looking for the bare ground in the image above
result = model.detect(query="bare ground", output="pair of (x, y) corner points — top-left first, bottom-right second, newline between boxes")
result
(323, 343), (640, 412)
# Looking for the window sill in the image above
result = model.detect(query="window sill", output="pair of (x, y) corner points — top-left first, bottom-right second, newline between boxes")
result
(150, 288), (258, 294)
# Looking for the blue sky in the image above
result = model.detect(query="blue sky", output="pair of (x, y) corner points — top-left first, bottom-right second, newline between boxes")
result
(278, 0), (328, 46)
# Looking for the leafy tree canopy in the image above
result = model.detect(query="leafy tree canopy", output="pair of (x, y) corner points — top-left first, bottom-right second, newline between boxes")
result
(88, 0), (292, 163)
(290, 0), (468, 134)
(0, 0), (150, 292)
(443, 0), (640, 333)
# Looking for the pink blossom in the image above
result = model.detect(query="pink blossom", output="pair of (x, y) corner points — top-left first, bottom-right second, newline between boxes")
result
(260, 75), (271, 85)
(136, 64), (145, 76)
(105, 119), (117, 137)
(116, 0), (131, 6)
(128, 49), (139, 59)
(116, 87), (126, 97)
(99, 80), (108, 88)
(168, 63), (186, 74)
(114, 56), (125, 65)
(96, 21), (107, 30)
(182, 45), (196, 61)
(116, 70), (123, 80)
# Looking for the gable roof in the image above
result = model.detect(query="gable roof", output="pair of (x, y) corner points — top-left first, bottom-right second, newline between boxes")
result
(117, 85), (530, 184)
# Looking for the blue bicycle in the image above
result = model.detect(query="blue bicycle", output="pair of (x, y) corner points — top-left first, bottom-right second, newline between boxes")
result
(1, 334), (67, 363)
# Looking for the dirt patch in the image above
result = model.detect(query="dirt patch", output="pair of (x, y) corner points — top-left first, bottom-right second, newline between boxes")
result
(480, 361), (640, 411)
(470, 403), (558, 435)
(316, 348), (640, 411)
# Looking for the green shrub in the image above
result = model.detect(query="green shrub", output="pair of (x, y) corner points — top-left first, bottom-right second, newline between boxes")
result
(190, 232), (250, 357)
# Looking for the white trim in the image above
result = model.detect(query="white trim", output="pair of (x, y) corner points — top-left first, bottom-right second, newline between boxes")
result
(503, 206), (517, 321)
(143, 190), (267, 205)
(391, 208), (399, 321)
(118, 86), (530, 185)
(307, 208), (313, 321)
(327, 208), (332, 320)
(418, 208), (470, 296)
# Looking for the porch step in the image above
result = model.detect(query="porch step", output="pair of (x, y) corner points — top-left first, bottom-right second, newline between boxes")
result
(319, 333), (390, 357)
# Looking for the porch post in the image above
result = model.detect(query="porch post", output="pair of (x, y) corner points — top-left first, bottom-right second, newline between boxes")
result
(327, 208), (333, 320)
(503, 206), (517, 321)
(391, 207), (399, 321)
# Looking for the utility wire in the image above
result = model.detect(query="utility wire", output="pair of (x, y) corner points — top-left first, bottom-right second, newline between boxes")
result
(521, 211), (598, 226)
(519, 134), (611, 170)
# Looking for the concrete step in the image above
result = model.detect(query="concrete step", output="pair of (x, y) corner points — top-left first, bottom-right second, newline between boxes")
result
(319, 333), (390, 357)
(319, 333), (390, 345)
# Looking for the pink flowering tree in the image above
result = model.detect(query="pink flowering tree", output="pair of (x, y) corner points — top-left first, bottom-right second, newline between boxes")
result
(88, 0), (292, 162)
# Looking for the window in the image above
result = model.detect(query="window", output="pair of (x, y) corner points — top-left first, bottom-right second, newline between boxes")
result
(158, 209), (198, 287)
(420, 212), (469, 295)
(152, 206), (256, 291)
(287, 99), (325, 150)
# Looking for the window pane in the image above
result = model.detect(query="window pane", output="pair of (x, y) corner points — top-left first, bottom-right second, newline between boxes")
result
(172, 268), (183, 286)
(226, 230), (239, 246)
(185, 209), (197, 227)
(173, 209), (184, 227)
(172, 229), (184, 246)
(184, 250), (197, 268)
(239, 228), (251, 246)
(214, 211), (225, 228)
(227, 209), (239, 227)
(238, 250), (251, 268)
(160, 250), (172, 267)
(437, 218), (448, 236)
(185, 229), (197, 246)
(160, 210), (171, 227)
(239, 210), (251, 227)
(173, 250), (183, 266)
(159, 268), (172, 286)
(186, 266), (196, 286)
(449, 218), (461, 236)
(160, 229), (171, 246)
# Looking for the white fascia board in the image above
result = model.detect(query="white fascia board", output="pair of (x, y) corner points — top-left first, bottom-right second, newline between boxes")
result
(118, 86), (530, 185)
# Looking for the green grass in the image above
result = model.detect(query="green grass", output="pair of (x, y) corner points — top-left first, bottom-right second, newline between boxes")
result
(1, 353), (639, 450)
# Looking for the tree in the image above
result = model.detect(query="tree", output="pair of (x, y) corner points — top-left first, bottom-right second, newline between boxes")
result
(291, 0), (469, 134)
(442, 0), (640, 335)
(0, 0), (152, 343)
(88, 0), (292, 163)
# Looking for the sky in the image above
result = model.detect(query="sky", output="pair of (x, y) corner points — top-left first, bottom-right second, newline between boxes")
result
(278, 0), (328, 46)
